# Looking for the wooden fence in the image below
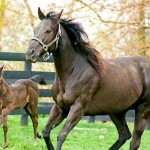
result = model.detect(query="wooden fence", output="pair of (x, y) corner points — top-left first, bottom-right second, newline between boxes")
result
(0, 52), (150, 129)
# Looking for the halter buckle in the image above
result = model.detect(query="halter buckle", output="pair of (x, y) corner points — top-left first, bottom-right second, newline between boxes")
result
(43, 45), (48, 51)
(43, 52), (50, 61)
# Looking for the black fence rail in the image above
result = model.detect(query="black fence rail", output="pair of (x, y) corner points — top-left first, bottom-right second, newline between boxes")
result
(0, 52), (55, 97)
(1, 52), (150, 129)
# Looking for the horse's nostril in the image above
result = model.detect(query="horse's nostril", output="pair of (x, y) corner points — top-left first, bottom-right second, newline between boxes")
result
(31, 49), (35, 55)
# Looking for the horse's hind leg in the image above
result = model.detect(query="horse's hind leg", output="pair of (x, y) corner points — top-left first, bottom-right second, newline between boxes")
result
(3, 116), (8, 149)
(109, 111), (131, 150)
(130, 105), (149, 150)
(24, 103), (41, 140)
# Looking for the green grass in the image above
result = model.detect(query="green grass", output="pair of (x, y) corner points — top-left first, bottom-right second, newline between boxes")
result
(0, 115), (149, 150)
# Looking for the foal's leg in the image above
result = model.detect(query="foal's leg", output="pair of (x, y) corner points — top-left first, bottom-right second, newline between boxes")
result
(0, 108), (11, 125)
(3, 116), (8, 149)
(24, 103), (41, 140)
(42, 104), (66, 150)
(56, 101), (84, 150)
(109, 112), (131, 150)
(130, 107), (149, 150)
(0, 108), (10, 149)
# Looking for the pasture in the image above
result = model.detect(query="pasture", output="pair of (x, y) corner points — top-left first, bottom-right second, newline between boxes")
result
(0, 115), (149, 150)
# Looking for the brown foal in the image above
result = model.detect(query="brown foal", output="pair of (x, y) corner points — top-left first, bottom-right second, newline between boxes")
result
(0, 65), (46, 149)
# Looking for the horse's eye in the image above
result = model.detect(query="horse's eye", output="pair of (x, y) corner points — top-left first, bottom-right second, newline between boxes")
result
(45, 30), (51, 33)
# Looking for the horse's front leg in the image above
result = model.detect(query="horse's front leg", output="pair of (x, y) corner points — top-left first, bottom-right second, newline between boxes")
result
(42, 104), (66, 150)
(0, 108), (10, 125)
(56, 99), (85, 150)
(0, 108), (10, 149)
(3, 116), (8, 149)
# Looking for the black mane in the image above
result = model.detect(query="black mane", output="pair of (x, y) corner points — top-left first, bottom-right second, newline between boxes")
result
(60, 18), (105, 76)
(46, 12), (104, 76)
(46, 11), (57, 19)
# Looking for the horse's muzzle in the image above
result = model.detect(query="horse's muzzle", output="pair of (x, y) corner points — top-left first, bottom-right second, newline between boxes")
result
(26, 49), (37, 63)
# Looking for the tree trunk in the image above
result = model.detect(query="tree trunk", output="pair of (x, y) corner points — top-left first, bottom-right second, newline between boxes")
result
(24, 0), (35, 30)
(137, 0), (146, 56)
(0, 0), (6, 51)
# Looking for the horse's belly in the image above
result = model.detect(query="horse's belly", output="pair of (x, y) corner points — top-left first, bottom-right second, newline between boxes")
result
(88, 88), (138, 114)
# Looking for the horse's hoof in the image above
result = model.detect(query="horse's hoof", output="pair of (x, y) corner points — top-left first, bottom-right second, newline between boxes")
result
(37, 133), (43, 139)
(3, 143), (8, 149)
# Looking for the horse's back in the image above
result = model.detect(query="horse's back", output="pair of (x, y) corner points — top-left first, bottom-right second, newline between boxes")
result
(14, 79), (38, 90)
(12, 79), (39, 99)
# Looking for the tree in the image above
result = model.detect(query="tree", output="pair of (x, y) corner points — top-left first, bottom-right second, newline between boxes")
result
(137, 0), (146, 56)
(0, 0), (6, 51)
(75, 0), (150, 57)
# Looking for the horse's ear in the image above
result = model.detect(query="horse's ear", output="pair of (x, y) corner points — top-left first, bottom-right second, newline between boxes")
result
(38, 7), (45, 20)
(0, 65), (4, 74)
(53, 9), (63, 22)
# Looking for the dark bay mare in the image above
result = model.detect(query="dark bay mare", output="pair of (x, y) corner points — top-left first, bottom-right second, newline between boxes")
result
(26, 8), (150, 150)
(0, 65), (46, 149)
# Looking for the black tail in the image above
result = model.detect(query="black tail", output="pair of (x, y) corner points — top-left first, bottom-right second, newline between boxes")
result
(30, 75), (46, 85)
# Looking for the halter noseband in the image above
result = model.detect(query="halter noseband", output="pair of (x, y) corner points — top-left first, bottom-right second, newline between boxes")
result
(32, 24), (61, 61)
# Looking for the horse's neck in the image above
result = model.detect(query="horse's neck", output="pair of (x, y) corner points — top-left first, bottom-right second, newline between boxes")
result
(0, 79), (10, 96)
(52, 27), (76, 81)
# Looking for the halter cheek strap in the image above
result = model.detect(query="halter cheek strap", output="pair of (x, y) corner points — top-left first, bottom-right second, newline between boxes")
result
(32, 24), (61, 61)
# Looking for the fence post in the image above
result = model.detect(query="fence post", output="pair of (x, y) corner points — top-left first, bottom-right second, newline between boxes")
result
(88, 116), (95, 123)
(20, 61), (32, 126)
(21, 113), (28, 126)
(146, 119), (150, 130)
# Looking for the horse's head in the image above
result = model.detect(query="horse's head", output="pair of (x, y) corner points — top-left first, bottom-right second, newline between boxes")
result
(0, 65), (5, 94)
(26, 8), (63, 62)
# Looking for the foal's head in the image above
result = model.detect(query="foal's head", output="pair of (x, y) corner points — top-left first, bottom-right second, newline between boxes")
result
(0, 65), (4, 85)
(0, 65), (8, 96)
(26, 8), (63, 62)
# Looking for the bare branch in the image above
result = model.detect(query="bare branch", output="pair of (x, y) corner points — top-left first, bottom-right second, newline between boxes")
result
(23, 0), (35, 29)
(75, 0), (138, 26)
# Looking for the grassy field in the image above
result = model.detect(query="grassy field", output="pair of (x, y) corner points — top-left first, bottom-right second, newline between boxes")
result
(0, 115), (149, 150)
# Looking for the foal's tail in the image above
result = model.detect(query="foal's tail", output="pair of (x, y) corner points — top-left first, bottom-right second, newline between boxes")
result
(30, 75), (46, 85)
